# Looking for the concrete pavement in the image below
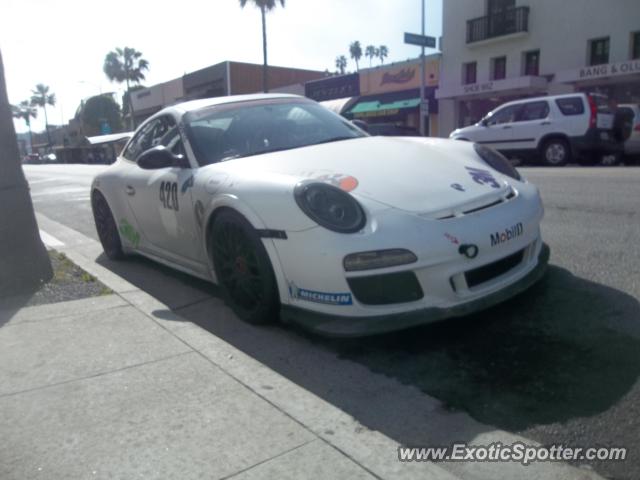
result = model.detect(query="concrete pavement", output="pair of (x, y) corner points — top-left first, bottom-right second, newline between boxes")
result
(0, 207), (608, 479)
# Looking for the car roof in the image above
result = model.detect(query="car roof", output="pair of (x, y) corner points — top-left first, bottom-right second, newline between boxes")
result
(493, 92), (592, 111)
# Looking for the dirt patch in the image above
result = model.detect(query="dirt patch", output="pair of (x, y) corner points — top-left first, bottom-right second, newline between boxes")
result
(25, 251), (113, 307)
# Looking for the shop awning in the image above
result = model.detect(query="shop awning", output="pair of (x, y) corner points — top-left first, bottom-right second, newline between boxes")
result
(347, 98), (421, 117)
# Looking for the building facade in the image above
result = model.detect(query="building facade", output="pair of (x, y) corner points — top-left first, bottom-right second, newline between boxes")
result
(437, 0), (640, 136)
(131, 61), (324, 125)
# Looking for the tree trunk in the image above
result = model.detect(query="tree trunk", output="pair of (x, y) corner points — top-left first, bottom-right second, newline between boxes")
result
(43, 104), (51, 147)
(125, 77), (135, 130)
(261, 6), (268, 93)
(0, 49), (52, 297)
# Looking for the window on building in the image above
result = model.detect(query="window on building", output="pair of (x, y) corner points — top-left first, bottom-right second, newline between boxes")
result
(491, 56), (507, 80)
(463, 62), (477, 85)
(524, 50), (540, 76)
(632, 32), (640, 59)
(589, 37), (610, 66)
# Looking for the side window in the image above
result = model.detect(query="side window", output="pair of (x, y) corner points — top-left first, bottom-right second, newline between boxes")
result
(555, 97), (585, 116)
(487, 105), (521, 125)
(519, 101), (549, 121)
(122, 119), (161, 161)
(122, 116), (178, 161)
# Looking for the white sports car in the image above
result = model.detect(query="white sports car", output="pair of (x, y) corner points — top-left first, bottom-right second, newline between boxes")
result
(91, 94), (549, 336)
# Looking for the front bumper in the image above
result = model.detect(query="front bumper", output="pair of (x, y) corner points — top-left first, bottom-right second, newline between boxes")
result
(281, 243), (549, 337)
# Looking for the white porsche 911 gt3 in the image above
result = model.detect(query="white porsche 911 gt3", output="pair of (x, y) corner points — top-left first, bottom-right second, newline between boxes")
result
(91, 94), (549, 336)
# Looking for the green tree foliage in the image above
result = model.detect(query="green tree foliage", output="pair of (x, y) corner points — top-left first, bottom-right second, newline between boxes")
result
(365, 45), (378, 68)
(349, 41), (362, 71)
(30, 84), (55, 146)
(335, 55), (347, 75)
(103, 47), (149, 129)
(378, 45), (389, 64)
(12, 100), (37, 148)
(81, 94), (123, 137)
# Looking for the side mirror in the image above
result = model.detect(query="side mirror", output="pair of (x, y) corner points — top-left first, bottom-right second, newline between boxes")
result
(480, 118), (488, 127)
(137, 145), (188, 170)
(351, 119), (369, 132)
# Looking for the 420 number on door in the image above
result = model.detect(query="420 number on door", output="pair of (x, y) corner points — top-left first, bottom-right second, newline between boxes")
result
(159, 181), (179, 211)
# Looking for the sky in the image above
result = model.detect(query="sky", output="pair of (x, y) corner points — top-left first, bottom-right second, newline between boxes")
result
(1, 0), (442, 134)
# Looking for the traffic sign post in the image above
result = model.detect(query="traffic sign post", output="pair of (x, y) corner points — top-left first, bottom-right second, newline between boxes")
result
(404, 0), (436, 136)
(404, 32), (436, 48)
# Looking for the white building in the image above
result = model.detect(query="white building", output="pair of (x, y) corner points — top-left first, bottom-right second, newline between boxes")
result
(436, 0), (640, 136)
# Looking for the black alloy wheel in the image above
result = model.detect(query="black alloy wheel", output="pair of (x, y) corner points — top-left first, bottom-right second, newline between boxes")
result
(212, 210), (279, 324)
(91, 190), (125, 260)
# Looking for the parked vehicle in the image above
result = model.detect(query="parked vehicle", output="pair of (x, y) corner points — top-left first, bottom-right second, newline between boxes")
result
(91, 94), (548, 337)
(450, 93), (623, 166)
(615, 104), (640, 162)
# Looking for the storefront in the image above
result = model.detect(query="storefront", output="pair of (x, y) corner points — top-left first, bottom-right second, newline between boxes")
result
(554, 59), (640, 105)
(343, 56), (440, 136)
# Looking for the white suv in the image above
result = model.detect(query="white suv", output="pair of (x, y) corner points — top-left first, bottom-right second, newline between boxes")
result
(450, 93), (623, 166)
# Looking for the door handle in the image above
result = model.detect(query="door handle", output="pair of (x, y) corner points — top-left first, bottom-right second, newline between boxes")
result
(502, 125), (512, 129)
(540, 121), (551, 125)
(125, 185), (136, 196)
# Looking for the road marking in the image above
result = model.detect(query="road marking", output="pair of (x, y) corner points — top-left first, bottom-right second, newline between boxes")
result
(39, 230), (65, 248)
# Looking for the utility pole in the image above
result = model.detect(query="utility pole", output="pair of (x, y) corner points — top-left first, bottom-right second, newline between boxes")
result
(420, 0), (427, 136)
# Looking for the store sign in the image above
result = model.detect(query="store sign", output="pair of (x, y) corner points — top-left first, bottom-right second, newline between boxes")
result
(360, 58), (439, 95)
(381, 68), (416, 86)
(305, 73), (360, 102)
(463, 82), (495, 94)
(556, 59), (640, 83)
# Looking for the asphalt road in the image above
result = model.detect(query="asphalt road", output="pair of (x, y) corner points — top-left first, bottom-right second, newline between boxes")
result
(24, 164), (640, 480)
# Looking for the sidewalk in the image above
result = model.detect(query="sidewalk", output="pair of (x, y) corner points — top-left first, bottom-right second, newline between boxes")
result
(0, 212), (605, 480)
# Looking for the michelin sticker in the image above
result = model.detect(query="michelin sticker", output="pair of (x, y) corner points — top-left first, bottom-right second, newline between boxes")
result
(289, 282), (352, 306)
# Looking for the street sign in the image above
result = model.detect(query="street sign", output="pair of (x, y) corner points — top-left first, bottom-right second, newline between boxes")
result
(404, 32), (436, 48)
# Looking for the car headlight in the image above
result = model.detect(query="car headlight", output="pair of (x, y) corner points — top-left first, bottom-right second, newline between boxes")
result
(294, 182), (366, 233)
(474, 144), (521, 181)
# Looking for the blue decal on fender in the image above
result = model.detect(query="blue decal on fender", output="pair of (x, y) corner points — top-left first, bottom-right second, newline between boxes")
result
(289, 282), (352, 306)
(465, 167), (500, 189)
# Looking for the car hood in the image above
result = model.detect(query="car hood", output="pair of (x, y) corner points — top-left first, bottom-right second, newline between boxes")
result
(217, 136), (514, 216)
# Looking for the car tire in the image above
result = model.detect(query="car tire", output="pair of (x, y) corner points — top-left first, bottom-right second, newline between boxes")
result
(599, 153), (621, 166)
(91, 190), (125, 260)
(211, 210), (279, 325)
(541, 138), (571, 167)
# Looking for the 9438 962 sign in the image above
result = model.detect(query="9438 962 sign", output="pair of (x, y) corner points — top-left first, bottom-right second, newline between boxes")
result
(159, 181), (179, 211)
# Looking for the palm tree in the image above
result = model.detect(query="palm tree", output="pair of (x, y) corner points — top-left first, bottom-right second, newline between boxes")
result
(349, 41), (362, 71)
(12, 100), (37, 151)
(365, 45), (377, 68)
(30, 84), (55, 147)
(0, 49), (52, 296)
(378, 45), (389, 64)
(335, 55), (347, 75)
(239, 0), (285, 93)
(103, 47), (149, 129)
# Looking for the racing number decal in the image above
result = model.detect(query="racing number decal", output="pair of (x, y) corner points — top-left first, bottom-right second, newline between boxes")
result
(465, 167), (501, 189)
(159, 181), (179, 211)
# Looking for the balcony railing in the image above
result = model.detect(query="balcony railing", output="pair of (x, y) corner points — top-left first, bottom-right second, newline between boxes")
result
(466, 6), (530, 44)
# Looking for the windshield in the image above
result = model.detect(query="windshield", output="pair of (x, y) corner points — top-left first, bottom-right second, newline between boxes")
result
(184, 99), (366, 166)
